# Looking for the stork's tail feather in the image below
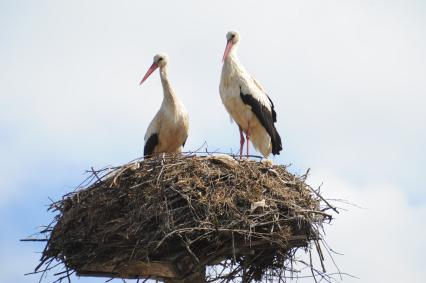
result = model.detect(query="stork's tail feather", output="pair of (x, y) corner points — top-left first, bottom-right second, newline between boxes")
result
(271, 127), (282, 155)
(144, 133), (159, 157)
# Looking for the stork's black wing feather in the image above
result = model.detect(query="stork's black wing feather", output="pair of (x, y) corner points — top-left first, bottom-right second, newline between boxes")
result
(240, 87), (282, 155)
(144, 133), (159, 157)
(266, 94), (277, 122)
(182, 135), (188, 148)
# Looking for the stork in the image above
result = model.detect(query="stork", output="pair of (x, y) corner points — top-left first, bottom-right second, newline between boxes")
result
(219, 31), (282, 159)
(139, 53), (189, 157)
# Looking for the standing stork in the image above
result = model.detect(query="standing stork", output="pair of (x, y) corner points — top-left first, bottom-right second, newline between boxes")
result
(139, 53), (189, 157)
(219, 31), (282, 159)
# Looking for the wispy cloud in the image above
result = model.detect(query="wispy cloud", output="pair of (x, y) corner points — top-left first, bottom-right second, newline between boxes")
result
(308, 172), (426, 282)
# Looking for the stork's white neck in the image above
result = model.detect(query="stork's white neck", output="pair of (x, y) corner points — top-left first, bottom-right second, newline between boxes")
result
(159, 66), (177, 104)
(224, 42), (246, 70)
(222, 44), (246, 87)
(225, 43), (240, 63)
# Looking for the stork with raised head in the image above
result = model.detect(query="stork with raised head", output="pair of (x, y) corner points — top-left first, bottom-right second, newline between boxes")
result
(139, 53), (189, 157)
(219, 31), (282, 159)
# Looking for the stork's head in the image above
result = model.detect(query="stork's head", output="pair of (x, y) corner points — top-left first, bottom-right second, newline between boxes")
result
(140, 53), (169, 85)
(154, 53), (168, 68)
(226, 31), (240, 44)
(223, 31), (240, 62)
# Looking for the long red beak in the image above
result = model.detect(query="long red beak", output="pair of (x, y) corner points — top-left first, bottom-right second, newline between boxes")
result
(139, 63), (159, 85)
(222, 40), (234, 62)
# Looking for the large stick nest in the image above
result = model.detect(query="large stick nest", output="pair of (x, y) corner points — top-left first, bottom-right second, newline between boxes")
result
(34, 153), (335, 282)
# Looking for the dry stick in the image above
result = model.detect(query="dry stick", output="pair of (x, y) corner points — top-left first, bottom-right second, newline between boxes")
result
(241, 257), (248, 283)
(278, 267), (284, 283)
(315, 240), (326, 273)
(224, 251), (264, 283)
(281, 272), (357, 280)
(311, 183), (339, 214)
(65, 172), (97, 196)
(25, 260), (61, 276)
(52, 270), (75, 283)
(65, 264), (71, 283)
(91, 167), (103, 183)
(301, 168), (311, 181)
(34, 248), (53, 272)
(20, 238), (48, 242)
(214, 262), (228, 280)
(320, 239), (344, 280)
(231, 231), (236, 264)
(156, 162), (165, 185)
(309, 248), (319, 283)
(179, 234), (199, 263)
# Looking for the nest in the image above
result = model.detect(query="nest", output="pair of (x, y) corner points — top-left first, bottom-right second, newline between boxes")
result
(32, 153), (336, 282)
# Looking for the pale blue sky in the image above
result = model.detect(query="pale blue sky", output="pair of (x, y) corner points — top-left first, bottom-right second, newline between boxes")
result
(1, 0), (425, 282)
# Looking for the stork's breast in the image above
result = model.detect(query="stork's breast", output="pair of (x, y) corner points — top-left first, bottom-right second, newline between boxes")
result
(223, 96), (252, 129)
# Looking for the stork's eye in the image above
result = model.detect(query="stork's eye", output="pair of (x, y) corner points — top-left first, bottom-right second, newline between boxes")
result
(158, 58), (163, 62)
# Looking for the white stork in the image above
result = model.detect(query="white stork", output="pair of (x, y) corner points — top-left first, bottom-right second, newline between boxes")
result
(139, 53), (189, 157)
(219, 31), (282, 159)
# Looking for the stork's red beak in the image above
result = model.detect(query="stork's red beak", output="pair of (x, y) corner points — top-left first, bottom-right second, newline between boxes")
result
(140, 63), (159, 85)
(222, 40), (234, 62)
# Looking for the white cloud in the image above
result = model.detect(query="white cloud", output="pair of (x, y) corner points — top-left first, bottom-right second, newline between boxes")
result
(306, 171), (426, 283)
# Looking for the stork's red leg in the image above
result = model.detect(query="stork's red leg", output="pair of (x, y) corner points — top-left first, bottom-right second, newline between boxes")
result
(246, 128), (250, 158)
(239, 126), (245, 160)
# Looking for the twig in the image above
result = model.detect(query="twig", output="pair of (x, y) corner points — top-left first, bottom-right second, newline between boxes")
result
(308, 183), (340, 214)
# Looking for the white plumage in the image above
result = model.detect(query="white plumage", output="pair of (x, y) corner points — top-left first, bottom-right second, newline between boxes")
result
(140, 53), (189, 157)
(220, 31), (282, 158)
